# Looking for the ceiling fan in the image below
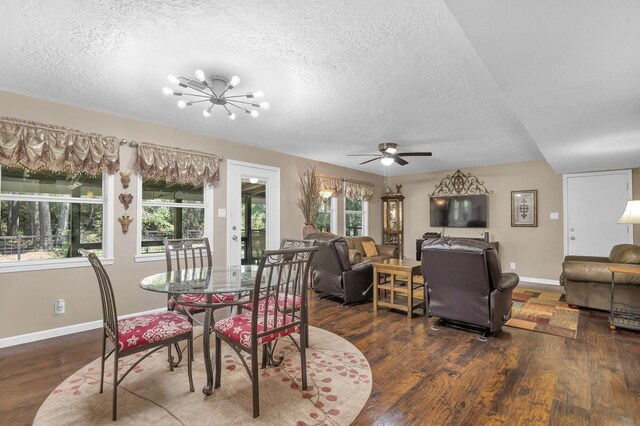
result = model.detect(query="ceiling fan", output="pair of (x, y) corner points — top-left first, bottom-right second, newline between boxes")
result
(348, 143), (433, 166)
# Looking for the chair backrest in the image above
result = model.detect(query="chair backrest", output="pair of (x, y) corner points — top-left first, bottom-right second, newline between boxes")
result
(421, 238), (499, 325)
(249, 247), (318, 339)
(79, 249), (118, 343)
(164, 238), (212, 272)
(280, 238), (315, 249)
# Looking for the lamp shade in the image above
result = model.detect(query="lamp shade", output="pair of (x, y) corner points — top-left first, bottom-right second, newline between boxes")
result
(618, 200), (640, 224)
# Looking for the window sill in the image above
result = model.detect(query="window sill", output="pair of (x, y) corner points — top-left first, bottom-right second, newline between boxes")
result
(135, 253), (167, 263)
(0, 257), (115, 274)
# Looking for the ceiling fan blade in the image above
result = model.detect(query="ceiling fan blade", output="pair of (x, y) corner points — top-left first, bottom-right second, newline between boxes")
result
(397, 152), (433, 157)
(359, 157), (381, 165)
(392, 154), (409, 166)
(348, 154), (380, 157)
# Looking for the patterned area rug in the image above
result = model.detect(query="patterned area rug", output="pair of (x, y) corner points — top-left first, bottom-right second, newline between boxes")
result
(506, 288), (579, 339)
(34, 326), (371, 425)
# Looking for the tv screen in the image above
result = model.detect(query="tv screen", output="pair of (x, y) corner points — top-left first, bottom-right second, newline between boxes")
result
(430, 195), (487, 228)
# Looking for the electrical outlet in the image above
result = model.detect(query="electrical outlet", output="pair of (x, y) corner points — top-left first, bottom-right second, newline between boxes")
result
(510, 262), (516, 270)
(54, 299), (65, 315)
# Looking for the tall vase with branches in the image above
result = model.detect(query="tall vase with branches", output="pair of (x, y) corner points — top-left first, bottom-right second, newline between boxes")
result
(297, 166), (323, 237)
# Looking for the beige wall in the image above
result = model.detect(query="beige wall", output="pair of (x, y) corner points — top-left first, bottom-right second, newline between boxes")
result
(0, 91), (383, 338)
(1, 89), (638, 340)
(394, 160), (565, 280)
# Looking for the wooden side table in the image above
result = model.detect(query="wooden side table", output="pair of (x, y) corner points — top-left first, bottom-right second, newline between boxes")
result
(372, 259), (426, 318)
(608, 265), (640, 331)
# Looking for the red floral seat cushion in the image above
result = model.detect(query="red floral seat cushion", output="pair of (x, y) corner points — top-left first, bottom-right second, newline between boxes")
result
(214, 311), (299, 348)
(115, 311), (192, 352)
(168, 293), (236, 312)
(240, 293), (302, 313)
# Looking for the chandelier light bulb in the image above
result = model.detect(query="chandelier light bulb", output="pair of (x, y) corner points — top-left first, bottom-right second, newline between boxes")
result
(259, 102), (270, 110)
(162, 87), (173, 96)
(203, 109), (212, 117)
(195, 69), (206, 82)
(250, 110), (259, 117)
(167, 74), (178, 84)
(177, 100), (187, 109)
(229, 76), (240, 87)
(381, 156), (394, 166)
(252, 90), (264, 98)
(228, 111), (236, 120)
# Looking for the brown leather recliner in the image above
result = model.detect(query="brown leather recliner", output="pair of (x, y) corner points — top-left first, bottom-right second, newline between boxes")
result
(305, 232), (373, 305)
(421, 238), (519, 338)
(561, 244), (640, 311)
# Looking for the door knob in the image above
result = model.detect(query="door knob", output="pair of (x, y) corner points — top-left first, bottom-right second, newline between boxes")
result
(570, 236), (575, 240)
(231, 235), (238, 241)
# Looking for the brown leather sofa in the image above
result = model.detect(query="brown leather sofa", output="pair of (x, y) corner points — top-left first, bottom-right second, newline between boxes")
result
(344, 235), (399, 264)
(421, 238), (519, 338)
(305, 232), (398, 305)
(561, 244), (640, 311)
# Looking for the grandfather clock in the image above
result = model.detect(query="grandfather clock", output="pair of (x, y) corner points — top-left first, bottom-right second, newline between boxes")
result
(381, 195), (404, 258)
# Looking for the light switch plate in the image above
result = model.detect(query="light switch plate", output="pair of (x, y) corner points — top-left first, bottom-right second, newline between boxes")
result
(550, 212), (559, 220)
(218, 208), (226, 218)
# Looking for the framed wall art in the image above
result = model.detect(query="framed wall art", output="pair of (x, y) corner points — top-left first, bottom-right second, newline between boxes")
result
(511, 190), (537, 227)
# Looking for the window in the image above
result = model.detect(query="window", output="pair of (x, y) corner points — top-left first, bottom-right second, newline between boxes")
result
(345, 196), (368, 236)
(316, 196), (337, 233)
(137, 177), (213, 257)
(0, 166), (113, 270)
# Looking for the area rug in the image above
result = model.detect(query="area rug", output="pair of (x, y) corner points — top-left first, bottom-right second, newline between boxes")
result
(34, 326), (371, 425)
(506, 288), (579, 339)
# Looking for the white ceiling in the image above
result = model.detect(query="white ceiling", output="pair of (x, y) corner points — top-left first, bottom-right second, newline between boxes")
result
(0, 1), (636, 176)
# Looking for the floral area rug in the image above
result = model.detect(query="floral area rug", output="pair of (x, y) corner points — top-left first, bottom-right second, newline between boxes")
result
(506, 287), (579, 339)
(34, 326), (371, 425)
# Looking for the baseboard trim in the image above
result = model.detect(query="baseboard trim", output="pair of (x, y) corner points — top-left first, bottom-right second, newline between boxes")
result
(519, 277), (560, 286)
(0, 307), (165, 349)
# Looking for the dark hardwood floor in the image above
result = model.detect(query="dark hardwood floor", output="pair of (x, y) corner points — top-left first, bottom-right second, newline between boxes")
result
(1, 284), (639, 425)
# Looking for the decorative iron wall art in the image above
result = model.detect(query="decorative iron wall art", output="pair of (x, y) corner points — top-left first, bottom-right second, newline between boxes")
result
(511, 190), (537, 227)
(430, 169), (493, 196)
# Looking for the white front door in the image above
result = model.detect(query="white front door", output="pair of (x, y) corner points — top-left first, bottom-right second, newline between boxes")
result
(563, 170), (632, 256)
(227, 160), (280, 268)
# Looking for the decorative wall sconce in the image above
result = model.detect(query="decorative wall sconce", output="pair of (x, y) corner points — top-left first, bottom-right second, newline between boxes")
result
(118, 215), (133, 233)
(120, 172), (131, 189)
(119, 193), (133, 210)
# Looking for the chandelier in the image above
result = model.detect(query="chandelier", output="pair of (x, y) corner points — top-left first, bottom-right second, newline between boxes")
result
(162, 70), (269, 119)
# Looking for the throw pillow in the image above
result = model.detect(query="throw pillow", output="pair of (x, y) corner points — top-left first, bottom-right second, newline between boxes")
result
(362, 241), (379, 257)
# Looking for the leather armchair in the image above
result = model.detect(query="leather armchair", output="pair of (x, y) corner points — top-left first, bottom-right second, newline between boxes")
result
(561, 244), (640, 311)
(421, 238), (519, 337)
(305, 232), (373, 304)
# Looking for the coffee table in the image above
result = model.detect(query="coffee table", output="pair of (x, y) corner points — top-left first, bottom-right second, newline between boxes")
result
(372, 259), (426, 318)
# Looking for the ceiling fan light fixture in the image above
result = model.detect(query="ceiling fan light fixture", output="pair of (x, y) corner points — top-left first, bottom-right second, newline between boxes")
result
(386, 147), (398, 154)
(381, 156), (394, 166)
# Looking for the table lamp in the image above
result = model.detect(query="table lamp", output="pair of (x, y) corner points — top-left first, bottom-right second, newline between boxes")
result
(618, 200), (640, 224)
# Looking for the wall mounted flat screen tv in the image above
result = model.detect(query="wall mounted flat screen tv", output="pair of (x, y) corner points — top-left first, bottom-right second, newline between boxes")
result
(430, 195), (487, 228)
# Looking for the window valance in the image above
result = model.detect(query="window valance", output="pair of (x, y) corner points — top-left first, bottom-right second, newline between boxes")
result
(135, 142), (222, 186)
(315, 172), (374, 201)
(345, 179), (375, 201)
(0, 116), (120, 175)
(318, 174), (344, 196)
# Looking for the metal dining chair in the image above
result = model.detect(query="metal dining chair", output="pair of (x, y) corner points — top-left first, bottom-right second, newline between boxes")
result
(214, 246), (317, 418)
(241, 238), (315, 348)
(79, 249), (194, 421)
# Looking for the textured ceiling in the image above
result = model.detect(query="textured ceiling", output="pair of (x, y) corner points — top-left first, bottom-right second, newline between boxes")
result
(6, 0), (618, 176)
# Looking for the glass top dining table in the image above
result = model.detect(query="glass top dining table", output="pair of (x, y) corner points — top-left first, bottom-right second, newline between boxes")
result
(139, 265), (259, 296)
(138, 265), (261, 395)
